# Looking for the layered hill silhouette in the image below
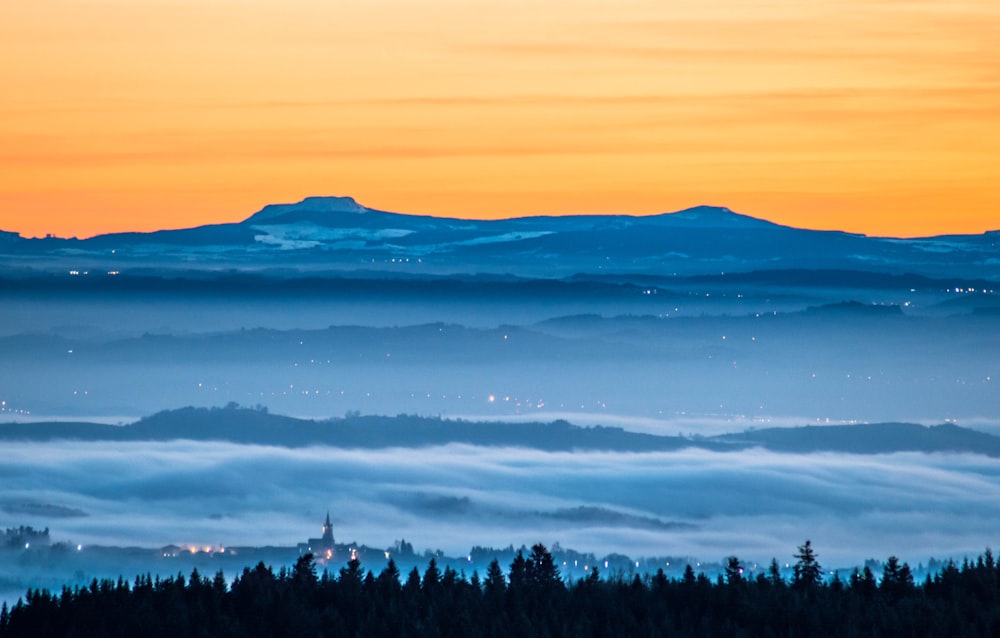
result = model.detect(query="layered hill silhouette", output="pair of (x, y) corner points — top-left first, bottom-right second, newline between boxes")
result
(2, 196), (998, 278)
(2, 406), (998, 456)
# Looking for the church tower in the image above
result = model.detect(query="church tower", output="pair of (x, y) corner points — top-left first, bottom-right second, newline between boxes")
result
(299, 511), (337, 557)
(321, 512), (334, 547)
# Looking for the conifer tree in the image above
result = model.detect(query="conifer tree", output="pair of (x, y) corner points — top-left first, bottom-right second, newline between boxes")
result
(792, 540), (822, 589)
(768, 558), (785, 588)
(724, 556), (744, 585)
(529, 543), (562, 590)
(484, 559), (506, 596)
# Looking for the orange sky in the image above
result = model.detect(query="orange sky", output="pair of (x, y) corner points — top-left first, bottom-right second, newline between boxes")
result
(2, 0), (999, 239)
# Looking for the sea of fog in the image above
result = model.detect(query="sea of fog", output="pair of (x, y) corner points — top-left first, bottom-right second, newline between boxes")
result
(3, 438), (998, 570)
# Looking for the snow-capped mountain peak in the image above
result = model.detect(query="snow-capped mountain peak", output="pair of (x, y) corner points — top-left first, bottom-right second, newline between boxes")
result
(243, 196), (369, 225)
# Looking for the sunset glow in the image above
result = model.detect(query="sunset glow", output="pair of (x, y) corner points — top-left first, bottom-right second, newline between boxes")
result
(2, 0), (999, 238)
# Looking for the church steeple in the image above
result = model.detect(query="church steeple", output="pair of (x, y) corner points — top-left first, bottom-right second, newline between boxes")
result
(321, 512), (334, 546)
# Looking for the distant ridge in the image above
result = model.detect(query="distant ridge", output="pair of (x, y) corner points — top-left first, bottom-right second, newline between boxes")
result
(1, 196), (998, 279)
(713, 422), (1000, 456)
(3, 406), (998, 457)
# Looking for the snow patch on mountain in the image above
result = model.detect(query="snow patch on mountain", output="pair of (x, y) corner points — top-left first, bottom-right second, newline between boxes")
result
(244, 196), (368, 224)
(252, 235), (322, 250)
(251, 223), (414, 248)
(447, 231), (554, 247)
(882, 238), (969, 254)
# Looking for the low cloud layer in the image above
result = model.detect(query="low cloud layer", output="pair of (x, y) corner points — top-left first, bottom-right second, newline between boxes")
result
(3, 440), (999, 567)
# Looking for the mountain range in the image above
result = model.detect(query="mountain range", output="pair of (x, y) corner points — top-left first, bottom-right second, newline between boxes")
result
(2, 197), (998, 278)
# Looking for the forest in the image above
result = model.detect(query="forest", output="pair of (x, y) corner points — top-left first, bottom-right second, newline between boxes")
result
(2, 542), (999, 637)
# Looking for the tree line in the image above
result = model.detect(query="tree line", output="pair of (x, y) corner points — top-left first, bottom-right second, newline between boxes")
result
(2, 541), (1000, 637)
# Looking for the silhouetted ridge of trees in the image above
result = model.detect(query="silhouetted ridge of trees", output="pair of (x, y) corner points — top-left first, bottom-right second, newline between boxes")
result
(3, 542), (1000, 637)
(8, 405), (1000, 458)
